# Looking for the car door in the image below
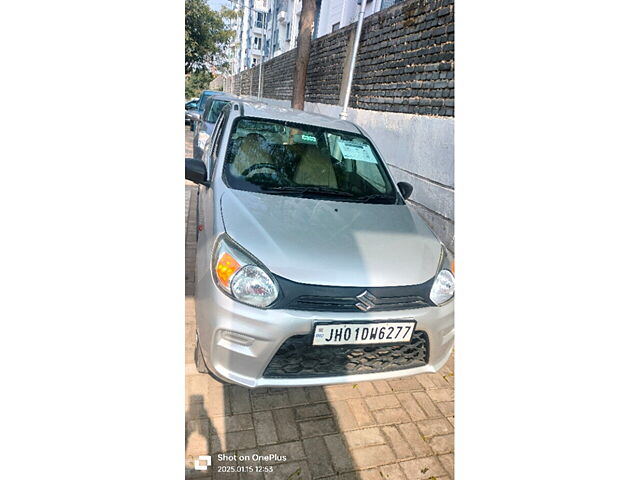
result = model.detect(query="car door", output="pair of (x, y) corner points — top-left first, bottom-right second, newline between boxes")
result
(198, 100), (229, 162)
(194, 108), (231, 321)
(195, 106), (230, 244)
(193, 99), (212, 161)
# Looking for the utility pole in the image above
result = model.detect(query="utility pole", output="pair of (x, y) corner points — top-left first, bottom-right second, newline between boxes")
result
(291, 0), (316, 110)
(258, 49), (264, 98)
(258, 0), (270, 99)
(339, 0), (367, 120)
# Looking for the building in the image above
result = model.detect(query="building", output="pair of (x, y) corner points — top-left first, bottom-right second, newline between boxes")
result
(270, 0), (303, 58)
(316, 0), (378, 38)
(226, 0), (270, 73)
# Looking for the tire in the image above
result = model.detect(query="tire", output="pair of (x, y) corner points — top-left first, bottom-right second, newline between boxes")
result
(194, 334), (209, 374)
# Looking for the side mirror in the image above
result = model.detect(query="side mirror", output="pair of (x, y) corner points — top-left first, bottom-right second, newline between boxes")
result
(397, 181), (413, 200)
(190, 111), (202, 122)
(185, 158), (208, 185)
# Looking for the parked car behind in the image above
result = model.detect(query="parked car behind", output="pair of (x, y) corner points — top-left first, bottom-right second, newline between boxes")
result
(185, 99), (198, 125)
(188, 90), (224, 131)
(192, 94), (236, 162)
(185, 100), (454, 388)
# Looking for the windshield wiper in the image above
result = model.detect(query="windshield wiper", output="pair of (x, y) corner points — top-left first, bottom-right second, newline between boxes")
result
(357, 193), (398, 204)
(261, 185), (356, 198)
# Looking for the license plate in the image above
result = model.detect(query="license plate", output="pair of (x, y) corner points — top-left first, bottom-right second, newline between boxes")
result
(312, 321), (416, 346)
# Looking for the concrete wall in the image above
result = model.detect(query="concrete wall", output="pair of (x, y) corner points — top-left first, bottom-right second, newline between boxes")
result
(209, 75), (224, 91)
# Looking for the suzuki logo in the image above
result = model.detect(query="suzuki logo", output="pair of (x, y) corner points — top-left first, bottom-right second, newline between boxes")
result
(355, 290), (378, 312)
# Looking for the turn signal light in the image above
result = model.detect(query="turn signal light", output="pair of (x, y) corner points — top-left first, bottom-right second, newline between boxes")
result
(451, 259), (455, 274)
(216, 252), (241, 287)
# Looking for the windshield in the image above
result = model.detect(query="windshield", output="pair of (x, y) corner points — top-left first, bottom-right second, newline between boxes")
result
(223, 117), (399, 204)
(197, 91), (215, 110)
(206, 100), (229, 123)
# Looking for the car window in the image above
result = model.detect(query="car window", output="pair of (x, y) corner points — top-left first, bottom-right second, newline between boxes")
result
(206, 100), (229, 123)
(208, 106), (231, 177)
(325, 132), (388, 192)
(202, 97), (215, 117)
(222, 117), (398, 204)
(197, 92), (214, 110)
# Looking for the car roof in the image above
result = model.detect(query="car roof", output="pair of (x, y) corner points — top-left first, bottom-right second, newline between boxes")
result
(204, 94), (238, 104)
(231, 99), (360, 134)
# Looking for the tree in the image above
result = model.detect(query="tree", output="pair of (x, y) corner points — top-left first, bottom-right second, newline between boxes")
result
(291, 0), (316, 110)
(185, 0), (235, 74)
(185, 70), (214, 99)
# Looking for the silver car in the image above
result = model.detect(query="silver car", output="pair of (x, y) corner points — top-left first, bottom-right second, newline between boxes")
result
(192, 94), (237, 162)
(185, 100), (454, 388)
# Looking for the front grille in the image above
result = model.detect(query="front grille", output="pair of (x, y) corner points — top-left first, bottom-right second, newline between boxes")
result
(262, 331), (429, 378)
(271, 274), (436, 312)
(288, 294), (430, 312)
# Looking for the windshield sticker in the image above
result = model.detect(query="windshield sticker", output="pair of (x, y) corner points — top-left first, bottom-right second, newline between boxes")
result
(292, 133), (318, 145)
(337, 140), (376, 163)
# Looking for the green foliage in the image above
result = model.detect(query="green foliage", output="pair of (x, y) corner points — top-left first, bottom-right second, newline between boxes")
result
(220, 6), (242, 21)
(185, 0), (235, 74)
(185, 70), (214, 99)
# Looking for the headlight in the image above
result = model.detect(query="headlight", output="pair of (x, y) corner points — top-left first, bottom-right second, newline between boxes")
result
(212, 235), (279, 308)
(430, 269), (455, 306)
(429, 250), (456, 306)
(231, 265), (279, 308)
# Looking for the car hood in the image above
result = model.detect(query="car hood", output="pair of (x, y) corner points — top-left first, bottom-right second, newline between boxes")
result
(220, 189), (443, 287)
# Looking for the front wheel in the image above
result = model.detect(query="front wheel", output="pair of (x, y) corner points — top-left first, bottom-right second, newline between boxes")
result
(194, 334), (209, 374)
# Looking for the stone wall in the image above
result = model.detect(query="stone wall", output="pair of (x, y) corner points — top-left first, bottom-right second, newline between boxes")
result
(225, 0), (454, 117)
(261, 49), (297, 100)
(305, 28), (352, 105)
(352, 0), (454, 116)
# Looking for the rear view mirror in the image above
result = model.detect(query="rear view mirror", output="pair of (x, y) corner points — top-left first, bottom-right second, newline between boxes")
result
(397, 181), (413, 200)
(185, 158), (208, 185)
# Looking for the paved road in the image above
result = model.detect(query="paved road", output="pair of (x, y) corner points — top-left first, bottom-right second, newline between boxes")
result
(184, 127), (454, 479)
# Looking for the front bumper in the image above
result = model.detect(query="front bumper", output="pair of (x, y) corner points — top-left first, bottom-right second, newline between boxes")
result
(196, 282), (454, 388)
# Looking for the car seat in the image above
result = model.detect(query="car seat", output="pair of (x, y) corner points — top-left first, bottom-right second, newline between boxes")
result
(230, 133), (272, 177)
(293, 146), (338, 188)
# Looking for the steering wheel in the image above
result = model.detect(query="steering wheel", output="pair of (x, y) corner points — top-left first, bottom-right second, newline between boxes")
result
(242, 163), (281, 177)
